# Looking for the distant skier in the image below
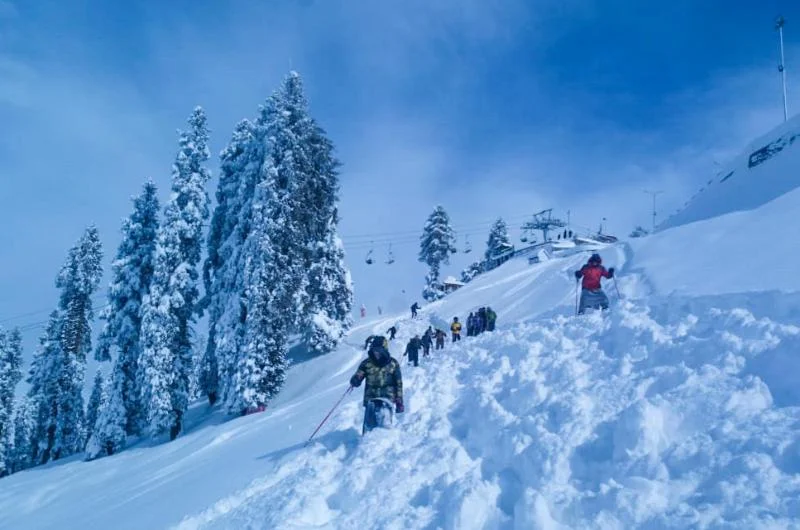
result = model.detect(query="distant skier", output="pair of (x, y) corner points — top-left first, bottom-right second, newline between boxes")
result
(450, 317), (462, 342)
(486, 307), (497, 331)
(574, 253), (615, 314)
(378, 306), (383, 315)
(350, 336), (404, 434)
(435, 328), (446, 350)
(476, 307), (487, 334)
(411, 302), (420, 318)
(466, 312), (476, 337)
(421, 327), (433, 357)
(387, 325), (398, 341)
(360, 305), (366, 318)
(405, 335), (422, 367)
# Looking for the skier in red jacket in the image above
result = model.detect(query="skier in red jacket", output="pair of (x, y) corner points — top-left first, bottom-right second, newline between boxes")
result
(574, 253), (615, 314)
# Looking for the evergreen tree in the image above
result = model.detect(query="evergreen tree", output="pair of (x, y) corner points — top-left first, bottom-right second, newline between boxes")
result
(140, 107), (211, 440)
(272, 75), (354, 354)
(460, 261), (483, 284)
(212, 72), (352, 411)
(302, 229), (353, 354)
(0, 328), (23, 476)
(484, 217), (512, 262)
(202, 120), (256, 406)
(84, 370), (103, 445)
(52, 226), (103, 459)
(11, 398), (35, 473)
(85, 370), (126, 459)
(629, 225), (649, 238)
(27, 311), (63, 464)
(230, 176), (300, 413)
(224, 83), (305, 414)
(418, 205), (457, 301)
(213, 119), (269, 411)
(96, 181), (159, 435)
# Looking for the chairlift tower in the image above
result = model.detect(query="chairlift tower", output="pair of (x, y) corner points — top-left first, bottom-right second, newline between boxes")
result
(777, 16), (789, 122)
(521, 208), (566, 243)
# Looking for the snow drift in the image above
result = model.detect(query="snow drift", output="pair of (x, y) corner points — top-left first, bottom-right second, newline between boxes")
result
(2, 189), (800, 528)
(660, 113), (800, 231)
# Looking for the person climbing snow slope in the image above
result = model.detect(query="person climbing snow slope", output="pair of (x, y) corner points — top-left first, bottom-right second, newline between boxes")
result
(435, 328), (446, 350)
(410, 302), (420, 318)
(404, 335), (422, 367)
(387, 325), (397, 341)
(486, 307), (497, 331)
(421, 327), (433, 357)
(574, 253), (615, 314)
(350, 336), (404, 434)
(451, 317), (462, 342)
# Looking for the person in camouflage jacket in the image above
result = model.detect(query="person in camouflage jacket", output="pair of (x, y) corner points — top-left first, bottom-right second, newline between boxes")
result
(350, 336), (404, 413)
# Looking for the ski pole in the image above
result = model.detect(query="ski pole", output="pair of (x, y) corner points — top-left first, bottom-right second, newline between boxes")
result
(613, 276), (623, 301)
(575, 279), (580, 316)
(305, 386), (354, 446)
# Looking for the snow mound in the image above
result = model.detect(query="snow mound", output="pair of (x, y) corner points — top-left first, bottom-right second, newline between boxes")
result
(178, 294), (800, 530)
(660, 114), (800, 230)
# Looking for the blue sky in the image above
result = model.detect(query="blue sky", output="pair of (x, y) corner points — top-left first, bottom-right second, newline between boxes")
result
(1, 0), (799, 354)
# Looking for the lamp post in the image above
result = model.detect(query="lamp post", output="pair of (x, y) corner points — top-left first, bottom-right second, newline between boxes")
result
(644, 190), (664, 233)
(777, 16), (789, 122)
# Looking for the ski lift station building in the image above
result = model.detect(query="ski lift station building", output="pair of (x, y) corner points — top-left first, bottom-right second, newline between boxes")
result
(443, 276), (465, 294)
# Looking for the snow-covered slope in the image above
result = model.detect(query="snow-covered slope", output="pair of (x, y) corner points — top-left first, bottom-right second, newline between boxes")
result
(660, 114), (800, 230)
(3, 191), (800, 529)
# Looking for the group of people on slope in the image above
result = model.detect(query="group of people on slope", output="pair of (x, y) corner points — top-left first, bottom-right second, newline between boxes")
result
(352, 308), (499, 432)
(350, 252), (617, 435)
(466, 306), (496, 336)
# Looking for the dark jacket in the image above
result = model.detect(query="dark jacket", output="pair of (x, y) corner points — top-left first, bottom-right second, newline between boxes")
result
(421, 330), (432, 346)
(405, 337), (422, 359)
(350, 352), (403, 406)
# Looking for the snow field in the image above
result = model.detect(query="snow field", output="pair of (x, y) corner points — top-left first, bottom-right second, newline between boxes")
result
(176, 257), (800, 529)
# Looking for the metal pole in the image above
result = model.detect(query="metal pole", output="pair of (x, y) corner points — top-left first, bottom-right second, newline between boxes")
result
(644, 190), (664, 233)
(777, 16), (789, 122)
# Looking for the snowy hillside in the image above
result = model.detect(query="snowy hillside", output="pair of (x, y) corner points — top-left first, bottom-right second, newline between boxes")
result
(660, 114), (800, 230)
(2, 190), (800, 528)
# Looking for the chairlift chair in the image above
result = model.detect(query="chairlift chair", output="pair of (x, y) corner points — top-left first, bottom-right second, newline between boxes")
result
(386, 243), (395, 265)
(365, 242), (374, 265)
(464, 234), (472, 254)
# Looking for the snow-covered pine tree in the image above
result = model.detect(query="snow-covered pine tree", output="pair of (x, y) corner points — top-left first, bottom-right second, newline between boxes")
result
(484, 217), (511, 262)
(460, 262), (483, 284)
(0, 328), (23, 476)
(215, 72), (352, 411)
(84, 370), (103, 446)
(418, 205), (457, 301)
(10, 398), (35, 473)
(53, 226), (103, 459)
(202, 120), (257, 407)
(223, 83), (305, 414)
(629, 226), (649, 238)
(27, 311), (62, 464)
(140, 107), (211, 440)
(231, 173), (301, 414)
(302, 227), (353, 355)
(278, 74), (352, 355)
(95, 181), (159, 437)
(85, 369), (126, 459)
